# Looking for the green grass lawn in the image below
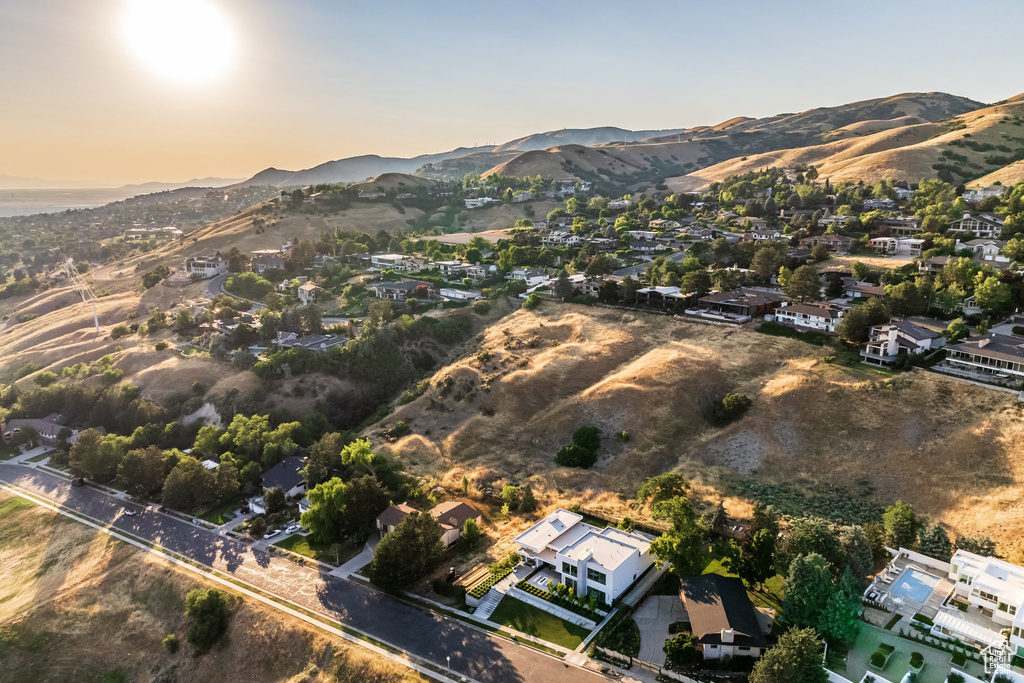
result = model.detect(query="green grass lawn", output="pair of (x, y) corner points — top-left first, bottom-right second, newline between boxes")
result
(487, 596), (591, 650)
(194, 499), (240, 525)
(701, 540), (785, 613)
(273, 535), (361, 567)
(27, 450), (57, 463)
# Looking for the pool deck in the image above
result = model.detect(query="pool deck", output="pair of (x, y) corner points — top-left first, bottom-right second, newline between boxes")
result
(864, 556), (953, 619)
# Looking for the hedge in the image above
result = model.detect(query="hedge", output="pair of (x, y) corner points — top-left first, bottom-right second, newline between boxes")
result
(514, 580), (603, 621)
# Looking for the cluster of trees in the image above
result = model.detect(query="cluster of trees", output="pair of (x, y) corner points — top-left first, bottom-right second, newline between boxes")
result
(555, 426), (602, 469)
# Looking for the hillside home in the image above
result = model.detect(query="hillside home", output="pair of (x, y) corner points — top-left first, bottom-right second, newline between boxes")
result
(773, 302), (844, 333)
(370, 253), (422, 272)
(184, 255), (228, 278)
(936, 550), (1024, 657)
(372, 280), (435, 301)
(273, 331), (347, 352)
(430, 182), (455, 197)
(679, 574), (768, 661)
(439, 287), (481, 300)
(627, 230), (657, 241)
(957, 238), (1010, 269)
(843, 281), (885, 299)
(695, 289), (786, 321)
(376, 501), (482, 547)
(818, 215), (850, 229)
(948, 213), (1005, 239)
(261, 456), (307, 498)
(466, 263), (498, 281)
(297, 282), (325, 304)
(863, 197), (896, 210)
(124, 226), (183, 241)
(1, 414), (97, 448)
(893, 187), (914, 201)
(860, 320), (945, 367)
(513, 191), (534, 203)
(357, 189), (386, 199)
(251, 251), (287, 274)
(464, 197), (497, 209)
(882, 216), (922, 235)
(636, 285), (690, 307)
(435, 260), (470, 276)
(749, 228), (782, 240)
(866, 237), (925, 257)
(799, 234), (853, 254)
(506, 268), (548, 286)
(607, 199), (632, 210)
(963, 185), (1007, 204)
(630, 240), (660, 253)
(945, 333), (1024, 382)
(648, 219), (682, 230)
(918, 255), (954, 276)
(514, 509), (654, 605)
(541, 230), (584, 246)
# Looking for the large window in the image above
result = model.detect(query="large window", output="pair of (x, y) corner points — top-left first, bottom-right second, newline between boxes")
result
(587, 587), (605, 605)
(562, 562), (578, 578)
(978, 590), (998, 603)
(587, 568), (607, 586)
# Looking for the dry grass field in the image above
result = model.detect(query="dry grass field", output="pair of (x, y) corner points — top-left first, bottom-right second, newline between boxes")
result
(0, 493), (423, 683)
(368, 305), (1024, 557)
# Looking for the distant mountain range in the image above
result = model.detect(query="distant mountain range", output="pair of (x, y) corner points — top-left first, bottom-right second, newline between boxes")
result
(0, 174), (242, 192)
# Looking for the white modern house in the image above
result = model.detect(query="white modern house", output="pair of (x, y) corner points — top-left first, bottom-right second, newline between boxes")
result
(514, 509), (654, 606)
(773, 302), (844, 333)
(866, 237), (925, 257)
(963, 185), (1008, 204)
(370, 254), (423, 272)
(439, 287), (482, 300)
(935, 550), (1024, 658)
(860, 319), (945, 367)
(957, 238), (1011, 270)
(184, 256), (228, 278)
(948, 213), (1005, 239)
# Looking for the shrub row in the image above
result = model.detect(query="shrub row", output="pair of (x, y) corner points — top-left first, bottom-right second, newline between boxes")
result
(514, 581), (603, 621)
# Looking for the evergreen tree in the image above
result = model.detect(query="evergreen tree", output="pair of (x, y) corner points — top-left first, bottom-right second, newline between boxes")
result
(918, 524), (952, 561)
(783, 553), (834, 629)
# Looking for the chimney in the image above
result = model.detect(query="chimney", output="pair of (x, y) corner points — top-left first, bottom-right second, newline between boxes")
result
(721, 628), (735, 643)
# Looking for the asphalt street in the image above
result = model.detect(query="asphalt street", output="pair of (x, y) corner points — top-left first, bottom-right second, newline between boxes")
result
(0, 463), (605, 683)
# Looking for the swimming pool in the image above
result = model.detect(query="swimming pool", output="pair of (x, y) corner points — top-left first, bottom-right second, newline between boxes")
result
(891, 568), (941, 603)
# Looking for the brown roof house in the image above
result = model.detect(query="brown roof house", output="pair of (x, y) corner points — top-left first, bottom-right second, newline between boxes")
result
(376, 501), (483, 547)
(679, 574), (768, 661)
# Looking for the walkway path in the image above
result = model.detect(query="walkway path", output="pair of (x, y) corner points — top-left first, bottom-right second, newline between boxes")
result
(331, 534), (378, 578)
(0, 463), (606, 683)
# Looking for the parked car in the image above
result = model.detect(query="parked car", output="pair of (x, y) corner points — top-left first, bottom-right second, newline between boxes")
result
(284, 524), (301, 534)
(71, 478), (84, 487)
(123, 509), (137, 517)
(263, 529), (281, 540)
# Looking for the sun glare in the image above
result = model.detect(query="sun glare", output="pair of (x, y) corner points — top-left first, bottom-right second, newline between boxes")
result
(121, 0), (236, 84)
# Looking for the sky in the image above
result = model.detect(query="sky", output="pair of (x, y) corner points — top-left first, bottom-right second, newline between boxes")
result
(2, 0), (1023, 186)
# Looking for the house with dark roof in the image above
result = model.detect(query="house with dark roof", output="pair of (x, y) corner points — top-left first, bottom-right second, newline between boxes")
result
(773, 302), (844, 333)
(861, 319), (946, 367)
(376, 500), (483, 546)
(261, 456), (307, 498)
(944, 333), (1024, 382)
(799, 234), (853, 254)
(376, 502), (419, 537)
(695, 289), (786, 322)
(679, 574), (768, 661)
(948, 213), (1004, 239)
(372, 280), (435, 301)
(0, 413), (101, 448)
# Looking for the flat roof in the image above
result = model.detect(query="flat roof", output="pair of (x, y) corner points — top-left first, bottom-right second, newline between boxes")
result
(558, 526), (651, 571)
(514, 509), (583, 553)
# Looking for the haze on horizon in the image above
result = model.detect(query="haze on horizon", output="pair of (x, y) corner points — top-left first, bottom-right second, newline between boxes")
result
(3, 0), (1023, 186)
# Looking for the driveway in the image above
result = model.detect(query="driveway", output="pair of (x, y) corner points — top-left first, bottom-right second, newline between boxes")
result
(0, 464), (605, 683)
(633, 595), (687, 665)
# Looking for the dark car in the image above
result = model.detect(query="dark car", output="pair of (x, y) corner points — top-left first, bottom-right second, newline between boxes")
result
(71, 478), (85, 487)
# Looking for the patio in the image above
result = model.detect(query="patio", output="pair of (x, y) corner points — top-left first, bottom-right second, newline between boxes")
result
(835, 622), (988, 683)
(863, 554), (953, 620)
(523, 565), (561, 593)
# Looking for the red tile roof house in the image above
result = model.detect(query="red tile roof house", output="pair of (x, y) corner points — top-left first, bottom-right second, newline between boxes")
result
(376, 501), (483, 547)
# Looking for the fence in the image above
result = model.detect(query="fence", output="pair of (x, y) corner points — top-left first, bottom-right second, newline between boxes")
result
(578, 506), (668, 537)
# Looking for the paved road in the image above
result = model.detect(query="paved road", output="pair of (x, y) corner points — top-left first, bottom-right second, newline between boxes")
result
(0, 464), (604, 683)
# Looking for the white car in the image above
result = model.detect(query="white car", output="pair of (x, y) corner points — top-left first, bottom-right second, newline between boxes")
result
(284, 524), (302, 534)
(263, 529), (281, 540)
(123, 509), (138, 517)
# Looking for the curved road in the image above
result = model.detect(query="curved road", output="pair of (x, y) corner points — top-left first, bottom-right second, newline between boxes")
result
(0, 464), (603, 683)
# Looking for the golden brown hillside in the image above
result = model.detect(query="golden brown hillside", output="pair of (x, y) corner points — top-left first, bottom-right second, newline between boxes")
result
(368, 306), (1024, 556)
(0, 493), (422, 682)
(666, 98), (1024, 190)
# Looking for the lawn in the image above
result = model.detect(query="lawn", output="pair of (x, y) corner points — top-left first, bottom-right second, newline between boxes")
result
(27, 450), (57, 463)
(701, 540), (785, 613)
(273, 535), (361, 567)
(487, 596), (591, 650)
(194, 499), (240, 525)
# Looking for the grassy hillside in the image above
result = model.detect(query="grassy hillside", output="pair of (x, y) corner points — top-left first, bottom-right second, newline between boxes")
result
(666, 98), (1024, 191)
(367, 306), (1024, 556)
(0, 493), (422, 683)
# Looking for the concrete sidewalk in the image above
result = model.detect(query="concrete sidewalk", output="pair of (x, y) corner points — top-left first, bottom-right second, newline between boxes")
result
(331, 534), (378, 578)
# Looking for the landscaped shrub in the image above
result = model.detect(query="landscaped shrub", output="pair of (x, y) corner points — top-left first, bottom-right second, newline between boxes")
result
(468, 553), (521, 599)
(947, 673), (965, 683)
(1012, 325), (1024, 336)
(909, 651), (924, 668)
(664, 633), (701, 669)
(514, 580), (603, 620)
(951, 652), (967, 667)
(911, 612), (934, 626)
(870, 651), (886, 668)
(594, 611), (640, 657)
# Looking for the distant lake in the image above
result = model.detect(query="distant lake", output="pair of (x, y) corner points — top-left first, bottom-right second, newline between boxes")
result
(0, 188), (143, 218)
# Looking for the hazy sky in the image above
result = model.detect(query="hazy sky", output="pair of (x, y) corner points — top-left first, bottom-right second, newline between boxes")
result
(2, 0), (1023, 186)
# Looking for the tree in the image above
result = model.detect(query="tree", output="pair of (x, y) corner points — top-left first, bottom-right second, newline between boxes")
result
(555, 444), (596, 468)
(460, 474), (470, 495)
(750, 245), (787, 281)
(783, 553), (834, 629)
(851, 261), (871, 281)
(636, 473), (689, 505)
(214, 461), (239, 502)
(681, 269), (712, 298)
(882, 500), (917, 550)
(75, 434), (128, 483)
(945, 318), (970, 342)
(838, 525), (874, 587)
(584, 253), (615, 277)
(341, 475), (389, 539)
(973, 275), (1012, 315)
(340, 438), (377, 478)
(68, 428), (104, 478)
(572, 426), (601, 453)
(749, 627), (827, 683)
(369, 512), (445, 590)
(740, 528), (777, 588)
(460, 517), (482, 548)
(784, 266), (822, 302)
(162, 457), (216, 512)
(817, 585), (861, 644)
(886, 281), (925, 319)
(664, 633), (702, 669)
(520, 484), (538, 513)
(1003, 237), (1024, 262)
(116, 445), (166, 498)
(706, 393), (752, 426)
(835, 297), (889, 343)
(553, 271), (574, 300)
(917, 524), (952, 562)
(810, 244), (830, 262)
(184, 588), (230, 655)
(650, 496), (708, 575)
(32, 371), (58, 387)
(301, 477), (348, 543)
(777, 517), (845, 575)
(501, 485), (520, 510)
(264, 486), (286, 514)
(955, 535), (996, 556)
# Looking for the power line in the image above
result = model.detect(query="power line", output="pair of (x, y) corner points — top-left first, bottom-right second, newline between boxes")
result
(62, 258), (100, 334)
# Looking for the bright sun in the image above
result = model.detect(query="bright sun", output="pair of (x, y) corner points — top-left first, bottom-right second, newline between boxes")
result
(121, 0), (236, 84)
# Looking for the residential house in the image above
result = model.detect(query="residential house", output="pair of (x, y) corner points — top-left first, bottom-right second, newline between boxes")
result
(963, 185), (1008, 204)
(184, 255), (228, 278)
(273, 331), (347, 352)
(818, 215), (850, 229)
(918, 255), (954, 276)
(259, 456), (307, 501)
(541, 230), (584, 247)
(679, 574), (768, 661)
(863, 197), (896, 211)
(358, 189), (386, 199)
(948, 213), (1005, 239)
(466, 263), (498, 281)
(370, 253), (422, 272)
(430, 182), (455, 197)
(740, 218), (770, 232)
(251, 251), (287, 274)
(648, 219), (682, 230)
(860, 320), (945, 367)
(695, 289), (786, 321)
(376, 501), (483, 547)
(636, 285), (690, 307)
(1, 413), (99, 448)
(372, 280), (435, 301)
(893, 187), (915, 201)
(464, 197), (498, 209)
(957, 238), (1010, 270)
(843, 280), (885, 299)
(607, 199), (632, 210)
(773, 303), (844, 333)
(124, 226), (183, 241)
(514, 509), (655, 605)
(627, 230), (657, 241)
(945, 333), (1024, 382)
(440, 287), (482, 300)
(506, 268), (548, 286)
(629, 240), (660, 254)
(866, 237), (925, 257)
(799, 234), (853, 254)
(934, 550), (1024, 656)
(435, 260), (470, 277)
(297, 282), (325, 304)
(882, 216), (922, 236)
(512, 191), (534, 203)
